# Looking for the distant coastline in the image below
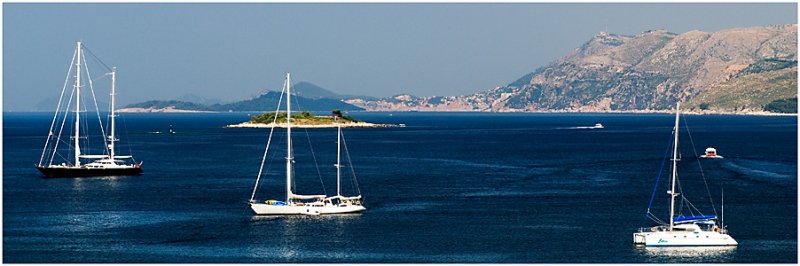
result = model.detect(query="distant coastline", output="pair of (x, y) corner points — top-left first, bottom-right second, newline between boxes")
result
(113, 108), (797, 116)
(116, 107), (212, 113)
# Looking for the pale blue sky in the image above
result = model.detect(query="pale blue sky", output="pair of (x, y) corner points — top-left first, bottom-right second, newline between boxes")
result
(3, 3), (797, 110)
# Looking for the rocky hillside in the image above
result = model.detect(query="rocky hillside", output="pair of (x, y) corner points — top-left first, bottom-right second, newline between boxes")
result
(350, 24), (797, 113)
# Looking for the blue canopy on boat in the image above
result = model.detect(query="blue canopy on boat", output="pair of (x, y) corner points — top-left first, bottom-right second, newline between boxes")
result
(673, 215), (716, 222)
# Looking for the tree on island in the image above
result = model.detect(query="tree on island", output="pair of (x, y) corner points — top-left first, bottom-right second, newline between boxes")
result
(249, 110), (360, 124)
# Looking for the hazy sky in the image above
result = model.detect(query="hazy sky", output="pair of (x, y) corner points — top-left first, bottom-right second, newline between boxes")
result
(3, 3), (797, 110)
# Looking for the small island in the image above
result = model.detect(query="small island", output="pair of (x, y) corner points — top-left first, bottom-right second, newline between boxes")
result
(226, 110), (398, 128)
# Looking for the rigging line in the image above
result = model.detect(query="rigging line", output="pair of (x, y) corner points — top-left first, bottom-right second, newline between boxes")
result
(291, 160), (297, 194)
(91, 73), (111, 83)
(253, 123), (286, 200)
(53, 138), (73, 161)
(675, 176), (705, 218)
(104, 90), (112, 153)
(341, 130), (358, 195)
(81, 45), (113, 72)
(679, 196), (693, 216)
(648, 212), (666, 225)
(112, 73), (135, 162)
(261, 131), (285, 196)
(81, 92), (90, 155)
(640, 134), (676, 228)
(120, 109), (136, 163)
(50, 139), (72, 164)
(680, 193), (704, 216)
(681, 113), (718, 217)
(304, 129), (327, 196)
(50, 86), (76, 166)
(40, 48), (78, 166)
(341, 130), (361, 196)
(291, 93), (327, 195)
(676, 173), (685, 214)
(81, 51), (111, 156)
(250, 81), (286, 202)
(50, 138), (74, 162)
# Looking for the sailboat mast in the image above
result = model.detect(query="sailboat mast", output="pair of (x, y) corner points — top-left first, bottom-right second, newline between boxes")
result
(337, 124), (342, 197)
(285, 73), (293, 202)
(109, 67), (117, 160)
(668, 102), (681, 230)
(74, 42), (83, 167)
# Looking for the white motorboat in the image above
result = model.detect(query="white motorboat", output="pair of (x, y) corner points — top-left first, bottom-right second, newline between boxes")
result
(700, 147), (724, 159)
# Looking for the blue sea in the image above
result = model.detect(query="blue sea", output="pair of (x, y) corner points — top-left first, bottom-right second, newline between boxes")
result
(3, 112), (797, 262)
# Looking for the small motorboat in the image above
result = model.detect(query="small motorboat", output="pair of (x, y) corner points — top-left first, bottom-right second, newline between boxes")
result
(569, 123), (605, 129)
(700, 147), (724, 159)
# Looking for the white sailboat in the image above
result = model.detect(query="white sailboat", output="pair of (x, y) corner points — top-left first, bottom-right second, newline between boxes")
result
(633, 103), (737, 246)
(248, 73), (365, 215)
(37, 42), (142, 177)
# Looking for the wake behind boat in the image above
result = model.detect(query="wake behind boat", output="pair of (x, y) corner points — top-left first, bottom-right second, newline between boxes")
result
(633, 103), (736, 247)
(248, 73), (365, 215)
(36, 42), (142, 178)
(568, 123), (604, 129)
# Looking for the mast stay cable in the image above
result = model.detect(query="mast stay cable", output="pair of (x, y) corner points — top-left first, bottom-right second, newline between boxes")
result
(681, 113), (718, 217)
(250, 83), (286, 202)
(341, 130), (361, 196)
(80, 49), (110, 157)
(291, 94), (327, 196)
(640, 132), (675, 228)
(39, 48), (77, 166)
(49, 85), (76, 166)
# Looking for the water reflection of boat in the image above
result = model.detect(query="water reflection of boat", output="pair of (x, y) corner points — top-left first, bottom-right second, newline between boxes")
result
(637, 245), (736, 260)
(700, 147), (723, 159)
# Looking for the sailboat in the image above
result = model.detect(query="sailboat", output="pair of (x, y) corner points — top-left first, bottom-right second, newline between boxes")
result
(248, 73), (365, 215)
(633, 103), (736, 246)
(36, 42), (143, 177)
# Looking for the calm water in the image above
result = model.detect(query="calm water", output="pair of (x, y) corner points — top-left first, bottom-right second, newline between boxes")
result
(3, 112), (797, 262)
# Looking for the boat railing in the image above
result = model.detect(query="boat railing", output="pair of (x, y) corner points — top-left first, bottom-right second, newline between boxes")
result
(637, 226), (667, 233)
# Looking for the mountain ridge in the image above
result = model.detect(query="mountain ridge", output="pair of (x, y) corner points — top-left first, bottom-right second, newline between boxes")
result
(123, 82), (366, 112)
(123, 90), (364, 112)
(348, 24), (797, 113)
(123, 24), (797, 114)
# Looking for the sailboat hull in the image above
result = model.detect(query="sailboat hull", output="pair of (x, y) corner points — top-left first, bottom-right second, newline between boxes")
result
(250, 203), (365, 215)
(36, 166), (143, 178)
(633, 231), (738, 246)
